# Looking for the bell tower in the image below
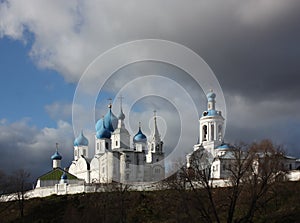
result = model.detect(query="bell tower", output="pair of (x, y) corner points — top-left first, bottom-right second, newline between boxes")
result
(198, 90), (224, 156)
(147, 110), (164, 163)
(111, 96), (130, 151)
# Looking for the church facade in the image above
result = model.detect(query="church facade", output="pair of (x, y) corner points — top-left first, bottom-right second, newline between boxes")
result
(68, 102), (165, 184)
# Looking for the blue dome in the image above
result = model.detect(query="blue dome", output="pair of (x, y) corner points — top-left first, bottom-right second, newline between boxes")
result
(104, 108), (118, 132)
(51, 151), (62, 160)
(96, 128), (111, 139)
(74, 131), (89, 146)
(202, 109), (219, 117)
(95, 106), (118, 132)
(207, 91), (216, 102)
(133, 127), (147, 143)
(95, 118), (103, 132)
(216, 143), (230, 150)
(96, 118), (111, 139)
(61, 172), (68, 180)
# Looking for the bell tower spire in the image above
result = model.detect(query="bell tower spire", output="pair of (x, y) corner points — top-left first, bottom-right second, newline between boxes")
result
(153, 110), (160, 142)
(147, 111), (164, 163)
(207, 89), (216, 110)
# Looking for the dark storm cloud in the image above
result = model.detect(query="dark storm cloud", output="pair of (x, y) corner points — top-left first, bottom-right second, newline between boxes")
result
(190, 2), (300, 102)
(0, 0), (300, 176)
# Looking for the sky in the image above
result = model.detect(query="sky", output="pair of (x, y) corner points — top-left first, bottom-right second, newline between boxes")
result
(0, 0), (300, 181)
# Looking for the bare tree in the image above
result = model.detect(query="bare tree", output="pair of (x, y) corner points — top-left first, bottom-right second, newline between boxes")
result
(171, 140), (287, 223)
(225, 144), (254, 223)
(186, 148), (220, 223)
(236, 140), (287, 223)
(9, 169), (31, 218)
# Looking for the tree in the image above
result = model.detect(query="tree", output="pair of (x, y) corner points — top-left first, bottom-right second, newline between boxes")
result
(170, 140), (287, 223)
(8, 169), (31, 218)
(236, 140), (287, 223)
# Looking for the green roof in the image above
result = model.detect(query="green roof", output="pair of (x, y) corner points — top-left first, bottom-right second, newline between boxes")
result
(39, 168), (78, 181)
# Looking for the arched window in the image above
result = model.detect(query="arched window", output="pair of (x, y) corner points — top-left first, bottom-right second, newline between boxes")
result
(211, 124), (214, 141)
(203, 125), (207, 141)
(218, 125), (222, 141)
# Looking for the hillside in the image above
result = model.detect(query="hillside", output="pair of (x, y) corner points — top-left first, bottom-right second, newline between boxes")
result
(1, 181), (300, 223)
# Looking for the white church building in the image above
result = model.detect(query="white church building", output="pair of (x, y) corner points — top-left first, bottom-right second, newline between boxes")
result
(35, 100), (165, 191)
(68, 102), (165, 184)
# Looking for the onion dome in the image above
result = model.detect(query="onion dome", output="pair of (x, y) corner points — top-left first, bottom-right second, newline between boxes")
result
(133, 124), (147, 143)
(95, 118), (103, 132)
(95, 104), (118, 132)
(61, 171), (68, 180)
(51, 151), (62, 160)
(73, 130), (89, 146)
(206, 90), (216, 102)
(104, 107), (118, 132)
(96, 118), (111, 139)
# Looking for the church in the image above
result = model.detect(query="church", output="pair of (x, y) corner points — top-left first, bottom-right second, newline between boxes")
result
(33, 91), (300, 196)
(68, 101), (165, 184)
(187, 91), (300, 180)
(36, 99), (165, 190)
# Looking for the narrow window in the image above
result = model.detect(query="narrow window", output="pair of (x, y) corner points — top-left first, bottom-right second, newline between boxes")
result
(218, 125), (222, 141)
(203, 125), (207, 141)
(211, 124), (214, 141)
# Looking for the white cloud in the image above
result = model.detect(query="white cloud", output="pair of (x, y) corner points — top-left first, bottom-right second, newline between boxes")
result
(45, 102), (72, 122)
